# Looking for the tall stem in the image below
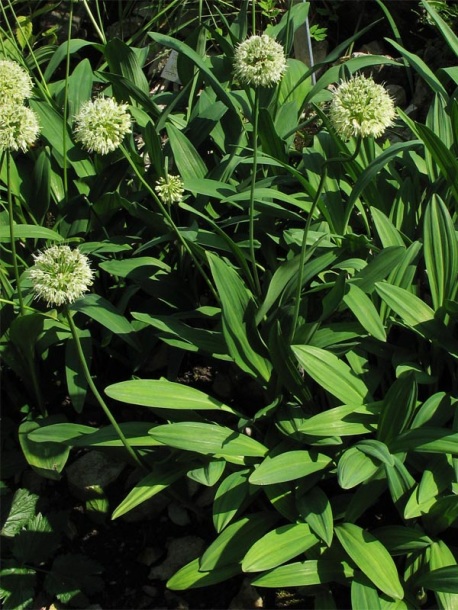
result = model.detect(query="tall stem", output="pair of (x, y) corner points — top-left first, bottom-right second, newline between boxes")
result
(249, 90), (261, 297)
(120, 145), (219, 303)
(290, 139), (362, 342)
(65, 308), (145, 470)
(7, 151), (25, 315)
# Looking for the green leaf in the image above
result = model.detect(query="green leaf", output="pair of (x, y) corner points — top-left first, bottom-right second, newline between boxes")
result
(421, 566), (458, 594)
(428, 541), (458, 610)
(296, 486), (333, 546)
(373, 526), (432, 555)
(423, 194), (458, 310)
(187, 459), (226, 487)
(242, 523), (318, 572)
(19, 420), (70, 481)
(112, 463), (188, 520)
(297, 403), (378, 437)
(421, 0), (458, 56)
(390, 428), (458, 454)
(71, 294), (140, 351)
(105, 379), (236, 413)
(149, 422), (268, 458)
(250, 559), (354, 587)
(166, 123), (207, 180)
(44, 553), (103, 605)
(213, 469), (255, 533)
(104, 38), (150, 94)
(200, 512), (278, 571)
(0, 568), (36, 610)
(249, 450), (331, 486)
(292, 345), (370, 404)
(343, 283), (386, 341)
(335, 523), (404, 600)
(0, 224), (64, 242)
(0, 489), (38, 537)
(351, 574), (382, 610)
(338, 447), (380, 489)
(370, 208), (405, 248)
(377, 376), (417, 446)
(207, 252), (271, 382)
(12, 513), (60, 565)
(166, 558), (240, 591)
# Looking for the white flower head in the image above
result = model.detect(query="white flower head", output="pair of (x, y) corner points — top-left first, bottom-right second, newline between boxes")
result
(329, 74), (396, 139)
(29, 245), (94, 307)
(74, 96), (132, 155)
(0, 59), (33, 103)
(233, 34), (287, 87)
(155, 174), (185, 205)
(0, 103), (40, 152)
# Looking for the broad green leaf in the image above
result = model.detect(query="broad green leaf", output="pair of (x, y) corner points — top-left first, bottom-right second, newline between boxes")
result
(390, 428), (458, 454)
(421, 567), (458, 594)
(44, 553), (103, 604)
(370, 207), (405, 248)
(0, 568), (36, 610)
(28, 422), (160, 447)
(423, 194), (458, 310)
(105, 379), (235, 413)
(104, 38), (150, 94)
(338, 447), (380, 489)
(149, 422), (268, 458)
(187, 459), (226, 487)
(112, 463), (188, 519)
(99, 257), (170, 277)
(377, 376), (418, 445)
(0, 224), (63, 242)
(71, 294), (140, 351)
(297, 403), (378, 436)
(249, 450), (331, 485)
(0, 489), (38, 537)
(343, 283), (386, 341)
(352, 574), (382, 610)
(166, 123), (207, 180)
(292, 345), (370, 404)
(352, 247), (407, 294)
(385, 455), (416, 510)
(373, 526), (432, 555)
(428, 541), (458, 610)
(250, 559), (354, 587)
(242, 523), (318, 572)
(19, 420), (70, 481)
(213, 469), (255, 533)
(421, 0), (458, 56)
(166, 557), (240, 591)
(207, 252), (271, 382)
(335, 523), (404, 600)
(296, 486), (333, 546)
(200, 512), (278, 571)
(387, 39), (448, 98)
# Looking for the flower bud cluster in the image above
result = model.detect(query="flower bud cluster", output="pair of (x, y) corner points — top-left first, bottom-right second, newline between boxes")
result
(0, 59), (40, 152)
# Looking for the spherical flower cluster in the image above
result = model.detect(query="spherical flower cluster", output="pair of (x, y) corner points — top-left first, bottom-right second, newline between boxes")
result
(74, 97), (132, 155)
(0, 104), (40, 152)
(0, 59), (33, 104)
(155, 174), (185, 205)
(29, 245), (94, 307)
(233, 34), (287, 87)
(329, 74), (396, 140)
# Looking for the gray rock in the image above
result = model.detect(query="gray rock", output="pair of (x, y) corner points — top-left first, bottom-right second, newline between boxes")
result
(66, 451), (124, 500)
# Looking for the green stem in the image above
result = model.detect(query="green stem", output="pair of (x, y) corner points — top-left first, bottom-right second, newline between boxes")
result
(65, 308), (145, 470)
(290, 138), (363, 342)
(81, 0), (106, 44)
(120, 145), (219, 303)
(7, 151), (25, 315)
(249, 89), (261, 298)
